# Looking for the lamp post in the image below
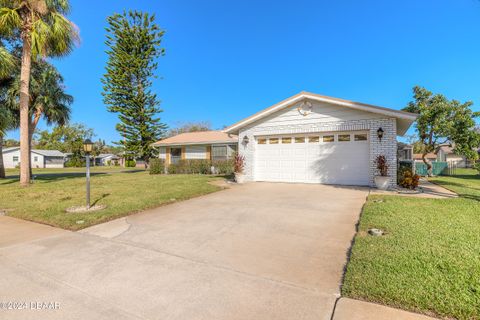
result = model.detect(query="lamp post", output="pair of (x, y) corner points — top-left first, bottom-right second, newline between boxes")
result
(83, 139), (93, 209)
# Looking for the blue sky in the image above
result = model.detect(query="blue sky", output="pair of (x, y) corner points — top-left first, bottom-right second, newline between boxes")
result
(7, 0), (480, 143)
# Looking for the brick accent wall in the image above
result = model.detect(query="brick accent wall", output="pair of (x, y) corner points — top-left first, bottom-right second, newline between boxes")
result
(237, 118), (398, 187)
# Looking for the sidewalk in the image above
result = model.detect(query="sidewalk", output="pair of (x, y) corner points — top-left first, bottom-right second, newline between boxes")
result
(0, 216), (68, 248)
(370, 178), (457, 199)
(333, 298), (438, 320)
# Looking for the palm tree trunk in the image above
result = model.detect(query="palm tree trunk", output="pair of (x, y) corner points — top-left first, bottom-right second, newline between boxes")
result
(0, 134), (5, 179)
(19, 32), (32, 186)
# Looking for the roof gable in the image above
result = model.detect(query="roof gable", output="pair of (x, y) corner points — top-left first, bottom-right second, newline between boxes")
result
(224, 91), (418, 136)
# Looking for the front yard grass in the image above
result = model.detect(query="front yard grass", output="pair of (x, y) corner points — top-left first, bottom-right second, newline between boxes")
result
(342, 169), (480, 320)
(0, 169), (222, 230)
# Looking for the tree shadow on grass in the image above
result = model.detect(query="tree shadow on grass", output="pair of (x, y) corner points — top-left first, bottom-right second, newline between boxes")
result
(3, 172), (109, 184)
(34, 172), (110, 183)
(430, 179), (480, 202)
(92, 193), (111, 206)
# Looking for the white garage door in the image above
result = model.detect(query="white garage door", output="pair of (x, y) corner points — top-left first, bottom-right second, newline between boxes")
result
(254, 132), (370, 186)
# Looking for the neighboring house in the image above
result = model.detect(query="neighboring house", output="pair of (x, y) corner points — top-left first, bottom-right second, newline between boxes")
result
(2, 147), (65, 169)
(94, 153), (120, 166)
(413, 153), (437, 162)
(436, 145), (469, 168)
(223, 91), (417, 187)
(398, 143), (413, 161)
(152, 131), (238, 164)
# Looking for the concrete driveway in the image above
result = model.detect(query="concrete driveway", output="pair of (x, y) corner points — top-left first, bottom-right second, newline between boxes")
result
(0, 183), (368, 320)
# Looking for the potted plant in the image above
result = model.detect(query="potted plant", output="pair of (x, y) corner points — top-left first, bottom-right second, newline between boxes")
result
(234, 153), (246, 183)
(374, 155), (390, 190)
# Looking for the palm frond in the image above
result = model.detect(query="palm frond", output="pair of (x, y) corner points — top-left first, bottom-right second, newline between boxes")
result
(0, 47), (15, 78)
(0, 8), (22, 36)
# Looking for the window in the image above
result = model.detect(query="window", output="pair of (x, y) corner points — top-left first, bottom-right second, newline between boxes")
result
(338, 134), (351, 142)
(34, 156), (38, 162)
(13, 156), (19, 162)
(308, 136), (320, 143)
(323, 135), (334, 142)
(354, 134), (368, 141)
(257, 138), (267, 144)
(294, 137), (305, 143)
(212, 146), (228, 161)
(170, 148), (182, 164)
(281, 137), (292, 144)
(269, 138), (279, 144)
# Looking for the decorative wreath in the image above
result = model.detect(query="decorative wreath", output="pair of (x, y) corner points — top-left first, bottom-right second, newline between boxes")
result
(297, 100), (313, 116)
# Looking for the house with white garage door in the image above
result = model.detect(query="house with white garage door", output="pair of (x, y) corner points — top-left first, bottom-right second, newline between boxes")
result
(223, 91), (417, 187)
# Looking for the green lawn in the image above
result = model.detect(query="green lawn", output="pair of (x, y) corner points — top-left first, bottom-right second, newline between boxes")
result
(0, 168), (223, 230)
(342, 169), (480, 320)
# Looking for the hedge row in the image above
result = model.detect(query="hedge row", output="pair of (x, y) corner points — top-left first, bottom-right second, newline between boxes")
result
(149, 158), (234, 175)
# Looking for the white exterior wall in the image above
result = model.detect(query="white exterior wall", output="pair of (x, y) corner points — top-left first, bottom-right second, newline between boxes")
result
(185, 146), (207, 159)
(2, 150), (21, 168)
(32, 154), (45, 168)
(446, 154), (467, 168)
(2, 150), (48, 169)
(237, 101), (398, 187)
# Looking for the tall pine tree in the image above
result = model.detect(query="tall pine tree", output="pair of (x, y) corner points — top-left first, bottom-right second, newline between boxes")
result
(102, 11), (167, 166)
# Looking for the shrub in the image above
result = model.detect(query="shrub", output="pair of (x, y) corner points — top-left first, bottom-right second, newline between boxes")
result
(168, 159), (211, 174)
(398, 161), (413, 183)
(398, 167), (420, 189)
(212, 159), (234, 175)
(125, 160), (136, 167)
(149, 158), (165, 174)
(473, 162), (480, 174)
(65, 158), (86, 167)
(234, 153), (245, 174)
(374, 155), (388, 176)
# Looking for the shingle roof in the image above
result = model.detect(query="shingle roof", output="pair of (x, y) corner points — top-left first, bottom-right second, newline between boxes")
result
(2, 147), (20, 153)
(32, 149), (65, 157)
(152, 131), (238, 146)
(413, 153), (437, 160)
(438, 145), (454, 154)
(2, 147), (64, 157)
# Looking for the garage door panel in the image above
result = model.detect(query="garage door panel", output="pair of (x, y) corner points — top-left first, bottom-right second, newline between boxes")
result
(255, 133), (369, 186)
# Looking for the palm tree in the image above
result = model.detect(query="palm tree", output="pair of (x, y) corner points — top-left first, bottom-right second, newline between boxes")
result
(4, 59), (72, 174)
(0, 0), (78, 186)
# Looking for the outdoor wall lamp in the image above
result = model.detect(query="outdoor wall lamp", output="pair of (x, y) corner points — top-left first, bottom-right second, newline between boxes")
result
(377, 127), (384, 141)
(242, 135), (249, 145)
(83, 139), (93, 209)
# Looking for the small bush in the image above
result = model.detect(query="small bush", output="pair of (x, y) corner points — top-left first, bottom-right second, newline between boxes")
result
(168, 159), (211, 174)
(149, 158), (165, 174)
(234, 153), (245, 174)
(65, 158), (86, 167)
(473, 162), (480, 174)
(125, 160), (136, 167)
(398, 167), (420, 189)
(398, 161), (413, 183)
(374, 155), (388, 176)
(212, 159), (234, 175)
